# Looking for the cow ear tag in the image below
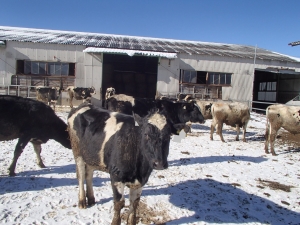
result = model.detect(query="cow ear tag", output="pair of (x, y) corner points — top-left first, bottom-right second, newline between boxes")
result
(172, 129), (185, 143)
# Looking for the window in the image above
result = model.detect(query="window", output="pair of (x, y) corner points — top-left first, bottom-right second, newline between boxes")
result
(17, 60), (75, 76)
(258, 81), (277, 101)
(181, 70), (232, 86)
(208, 72), (231, 85)
(48, 62), (69, 75)
(182, 70), (197, 83)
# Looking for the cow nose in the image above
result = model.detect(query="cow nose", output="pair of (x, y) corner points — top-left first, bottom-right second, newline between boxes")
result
(153, 161), (165, 170)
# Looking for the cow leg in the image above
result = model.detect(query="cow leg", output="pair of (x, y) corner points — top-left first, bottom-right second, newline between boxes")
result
(269, 127), (279, 156)
(217, 123), (225, 142)
(70, 96), (73, 108)
(111, 181), (125, 225)
(85, 165), (95, 206)
(235, 125), (240, 141)
(127, 187), (142, 225)
(31, 140), (46, 168)
(242, 124), (247, 142)
(264, 123), (270, 154)
(8, 137), (31, 176)
(210, 121), (216, 140)
(75, 156), (87, 208)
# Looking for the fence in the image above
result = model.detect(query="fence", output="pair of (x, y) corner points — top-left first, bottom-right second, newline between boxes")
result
(0, 85), (37, 98)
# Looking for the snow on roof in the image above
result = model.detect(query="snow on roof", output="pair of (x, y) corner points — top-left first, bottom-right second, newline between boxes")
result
(83, 47), (177, 58)
(0, 26), (299, 63)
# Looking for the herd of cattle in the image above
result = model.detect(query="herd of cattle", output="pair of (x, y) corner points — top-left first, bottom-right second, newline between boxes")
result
(35, 86), (96, 109)
(1, 87), (300, 225)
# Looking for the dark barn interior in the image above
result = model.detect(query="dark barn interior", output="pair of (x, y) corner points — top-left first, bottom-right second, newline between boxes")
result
(101, 54), (158, 101)
(252, 69), (300, 111)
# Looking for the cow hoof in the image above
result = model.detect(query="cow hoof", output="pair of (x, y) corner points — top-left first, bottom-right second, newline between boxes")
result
(78, 200), (87, 209)
(38, 163), (46, 168)
(9, 171), (16, 177)
(272, 153), (278, 156)
(88, 198), (95, 206)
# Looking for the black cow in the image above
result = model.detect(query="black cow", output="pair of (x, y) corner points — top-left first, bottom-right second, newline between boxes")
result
(67, 103), (183, 225)
(67, 86), (96, 108)
(0, 95), (71, 176)
(105, 94), (205, 126)
(36, 86), (62, 110)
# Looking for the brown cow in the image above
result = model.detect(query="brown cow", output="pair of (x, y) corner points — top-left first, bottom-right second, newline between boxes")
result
(195, 100), (213, 120)
(265, 104), (300, 155)
(210, 102), (250, 142)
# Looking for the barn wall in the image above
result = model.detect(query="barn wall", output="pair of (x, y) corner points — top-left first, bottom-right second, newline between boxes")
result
(0, 41), (103, 100)
(157, 57), (179, 95)
(178, 53), (300, 102)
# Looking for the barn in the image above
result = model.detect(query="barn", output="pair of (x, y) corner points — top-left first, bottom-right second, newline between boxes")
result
(0, 26), (300, 109)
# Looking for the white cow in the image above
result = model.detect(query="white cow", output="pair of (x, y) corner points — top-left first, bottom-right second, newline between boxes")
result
(265, 104), (300, 155)
(210, 102), (250, 142)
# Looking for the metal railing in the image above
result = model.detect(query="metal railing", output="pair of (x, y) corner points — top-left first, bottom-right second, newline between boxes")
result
(0, 85), (39, 98)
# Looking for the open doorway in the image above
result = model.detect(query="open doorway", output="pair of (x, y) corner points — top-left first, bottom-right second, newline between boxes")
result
(102, 54), (158, 101)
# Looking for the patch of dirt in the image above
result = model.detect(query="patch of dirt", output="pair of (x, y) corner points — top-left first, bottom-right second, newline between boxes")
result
(121, 201), (171, 225)
(181, 151), (190, 155)
(187, 132), (203, 137)
(257, 178), (294, 192)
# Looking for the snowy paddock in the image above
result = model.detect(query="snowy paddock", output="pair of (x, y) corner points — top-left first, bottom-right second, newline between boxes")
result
(0, 110), (299, 225)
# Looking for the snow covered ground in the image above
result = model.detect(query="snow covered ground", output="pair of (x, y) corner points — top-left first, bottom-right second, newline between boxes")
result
(0, 110), (299, 225)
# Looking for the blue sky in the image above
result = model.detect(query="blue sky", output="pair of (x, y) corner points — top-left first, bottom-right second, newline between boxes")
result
(1, 0), (300, 57)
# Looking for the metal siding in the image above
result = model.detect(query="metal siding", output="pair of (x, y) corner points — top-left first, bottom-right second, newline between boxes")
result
(157, 58), (179, 94)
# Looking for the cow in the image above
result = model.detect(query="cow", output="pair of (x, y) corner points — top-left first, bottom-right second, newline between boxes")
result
(195, 100), (213, 120)
(67, 103), (184, 225)
(265, 104), (300, 156)
(210, 102), (250, 142)
(105, 87), (116, 100)
(0, 95), (71, 176)
(36, 86), (62, 110)
(105, 93), (205, 126)
(66, 86), (96, 108)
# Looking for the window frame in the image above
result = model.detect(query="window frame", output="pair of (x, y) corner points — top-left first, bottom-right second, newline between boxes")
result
(18, 60), (75, 76)
(180, 69), (232, 86)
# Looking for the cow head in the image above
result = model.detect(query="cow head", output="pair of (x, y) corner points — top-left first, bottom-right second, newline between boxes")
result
(105, 87), (116, 100)
(134, 110), (175, 170)
(181, 101), (205, 124)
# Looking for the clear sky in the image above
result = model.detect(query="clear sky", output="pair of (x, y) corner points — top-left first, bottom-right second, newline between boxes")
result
(1, 0), (300, 57)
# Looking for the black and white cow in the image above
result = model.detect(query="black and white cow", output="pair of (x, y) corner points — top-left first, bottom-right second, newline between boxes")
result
(36, 86), (62, 110)
(105, 93), (205, 126)
(67, 86), (96, 108)
(0, 95), (71, 176)
(67, 103), (183, 225)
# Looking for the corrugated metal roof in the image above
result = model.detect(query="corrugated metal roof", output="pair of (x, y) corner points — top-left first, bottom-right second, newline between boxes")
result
(0, 26), (299, 62)
(83, 47), (177, 58)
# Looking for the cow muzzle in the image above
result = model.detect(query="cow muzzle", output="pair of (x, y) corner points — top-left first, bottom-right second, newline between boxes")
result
(153, 160), (168, 170)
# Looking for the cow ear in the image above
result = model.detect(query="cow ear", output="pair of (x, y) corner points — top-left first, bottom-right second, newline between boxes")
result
(133, 113), (142, 126)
